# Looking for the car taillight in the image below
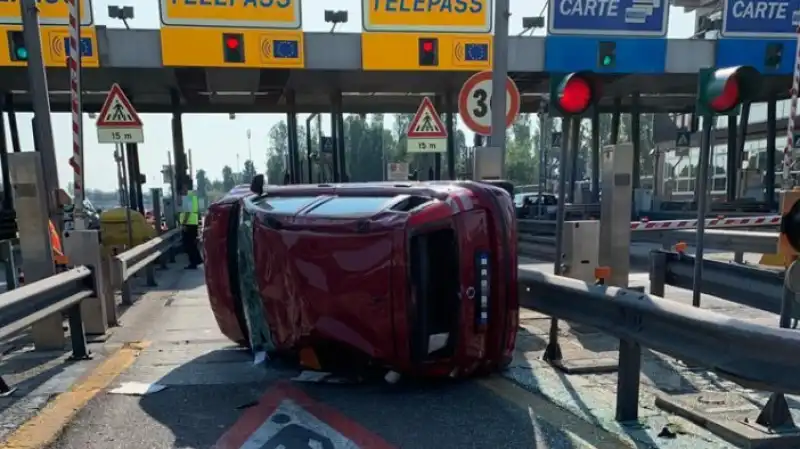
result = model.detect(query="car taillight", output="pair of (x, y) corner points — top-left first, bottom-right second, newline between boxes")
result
(475, 251), (489, 330)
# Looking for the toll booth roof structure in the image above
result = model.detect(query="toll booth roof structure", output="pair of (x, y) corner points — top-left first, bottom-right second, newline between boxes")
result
(1, 28), (794, 115)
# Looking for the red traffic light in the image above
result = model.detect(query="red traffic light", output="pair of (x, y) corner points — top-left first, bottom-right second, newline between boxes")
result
(422, 41), (434, 52)
(709, 77), (740, 112)
(226, 37), (240, 50)
(557, 75), (593, 115)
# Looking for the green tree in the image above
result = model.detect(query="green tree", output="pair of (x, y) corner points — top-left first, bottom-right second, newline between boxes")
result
(242, 160), (257, 184)
(222, 165), (235, 191)
(266, 121), (288, 184)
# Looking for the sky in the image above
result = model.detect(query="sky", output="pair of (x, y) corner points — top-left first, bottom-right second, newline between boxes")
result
(13, 0), (698, 192)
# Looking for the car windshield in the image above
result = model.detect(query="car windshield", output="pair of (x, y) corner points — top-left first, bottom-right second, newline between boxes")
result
(306, 197), (396, 217)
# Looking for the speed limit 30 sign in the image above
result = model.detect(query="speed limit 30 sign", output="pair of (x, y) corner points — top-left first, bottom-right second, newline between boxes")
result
(458, 71), (521, 136)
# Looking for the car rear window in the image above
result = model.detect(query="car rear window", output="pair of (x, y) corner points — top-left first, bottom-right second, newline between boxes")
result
(305, 197), (395, 217)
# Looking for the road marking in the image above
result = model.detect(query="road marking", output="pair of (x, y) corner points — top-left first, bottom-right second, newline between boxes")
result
(0, 341), (150, 449)
(478, 376), (635, 449)
(214, 381), (395, 449)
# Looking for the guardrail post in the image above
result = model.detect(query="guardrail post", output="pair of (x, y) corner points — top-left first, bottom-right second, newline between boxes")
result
(649, 251), (666, 296)
(63, 230), (108, 335)
(102, 254), (118, 326)
(734, 251), (744, 263)
(615, 336), (642, 422)
(66, 303), (89, 360)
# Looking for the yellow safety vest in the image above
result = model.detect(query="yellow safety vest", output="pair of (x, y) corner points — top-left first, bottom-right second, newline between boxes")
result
(179, 192), (199, 226)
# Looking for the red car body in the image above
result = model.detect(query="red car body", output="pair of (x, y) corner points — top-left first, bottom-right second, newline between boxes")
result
(202, 181), (518, 378)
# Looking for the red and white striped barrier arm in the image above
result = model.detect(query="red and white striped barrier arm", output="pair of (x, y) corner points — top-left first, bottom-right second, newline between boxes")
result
(630, 215), (781, 231)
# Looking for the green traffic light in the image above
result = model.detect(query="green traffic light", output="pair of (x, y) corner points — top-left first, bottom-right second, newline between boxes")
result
(602, 56), (612, 66)
(15, 47), (27, 60)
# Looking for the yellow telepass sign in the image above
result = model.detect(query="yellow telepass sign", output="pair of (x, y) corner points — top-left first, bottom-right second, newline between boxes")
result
(160, 27), (304, 68)
(0, 0), (93, 26)
(161, 0), (301, 29)
(362, 33), (491, 70)
(0, 25), (99, 67)
(363, 0), (491, 33)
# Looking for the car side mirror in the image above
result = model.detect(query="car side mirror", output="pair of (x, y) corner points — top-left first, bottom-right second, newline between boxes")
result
(250, 174), (265, 195)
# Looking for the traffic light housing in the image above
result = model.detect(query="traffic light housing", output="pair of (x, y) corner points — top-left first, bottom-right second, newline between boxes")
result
(549, 72), (599, 117)
(765, 43), (783, 70)
(7, 31), (27, 62)
(418, 37), (438, 67)
(222, 33), (245, 63)
(696, 66), (760, 117)
(598, 41), (616, 69)
(779, 188), (800, 257)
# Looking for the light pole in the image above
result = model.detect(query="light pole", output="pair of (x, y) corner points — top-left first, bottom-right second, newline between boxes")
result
(246, 129), (252, 162)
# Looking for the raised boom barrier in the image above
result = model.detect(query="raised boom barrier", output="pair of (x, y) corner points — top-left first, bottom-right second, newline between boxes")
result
(112, 228), (182, 305)
(0, 266), (96, 395)
(518, 215), (781, 236)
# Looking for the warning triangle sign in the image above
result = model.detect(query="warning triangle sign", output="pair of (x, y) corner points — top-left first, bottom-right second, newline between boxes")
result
(408, 97), (447, 139)
(96, 84), (142, 128)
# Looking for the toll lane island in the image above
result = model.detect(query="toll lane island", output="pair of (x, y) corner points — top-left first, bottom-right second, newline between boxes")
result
(370, 0), (484, 13)
(170, 0), (292, 7)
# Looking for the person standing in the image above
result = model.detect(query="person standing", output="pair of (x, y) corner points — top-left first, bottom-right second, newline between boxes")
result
(179, 181), (202, 269)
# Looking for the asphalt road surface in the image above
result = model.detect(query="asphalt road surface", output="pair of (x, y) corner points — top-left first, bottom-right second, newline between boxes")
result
(3, 267), (633, 449)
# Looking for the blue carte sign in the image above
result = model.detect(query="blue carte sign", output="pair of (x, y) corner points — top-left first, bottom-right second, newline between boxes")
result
(722, 0), (800, 37)
(548, 0), (668, 36)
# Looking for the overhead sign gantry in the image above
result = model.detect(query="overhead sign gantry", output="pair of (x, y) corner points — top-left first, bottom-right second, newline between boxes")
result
(545, 0), (669, 73)
(0, 0), (97, 67)
(361, 0), (492, 71)
(159, 0), (304, 68)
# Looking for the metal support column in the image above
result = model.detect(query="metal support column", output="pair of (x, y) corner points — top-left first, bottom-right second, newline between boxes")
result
(433, 96), (443, 180)
(766, 96), (777, 209)
(610, 100), (621, 145)
(726, 115), (738, 202)
(590, 105), (600, 202)
(692, 116), (714, 307)
(20, 0), (60, 230)
(6, 94), (20, 153)
(335, 93), (347, 182)
(631, 93), (641, 189)
(736, 103), (751, 191)
(0, 95), (12, 211)
(125, 144), (140, 211)
(330, 92), (341, 183)
(170, 90), (187, 197)
(599, 141), (634, 287)
(489, 0), (509, 177)
(445, 91), (456, 180)
(543, 116), (571, 365)
(286, 90), (299, 184)
(305, 113), (317, 184)
(568, 117), (580, 203)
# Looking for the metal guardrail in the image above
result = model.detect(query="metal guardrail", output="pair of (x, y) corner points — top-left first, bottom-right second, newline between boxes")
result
(518, 268), (800, 426)
(517, 226), (779, 257)
(649, 250), (796, 318)
(0, 266), (96, 395)
(113, 228), (181, 305)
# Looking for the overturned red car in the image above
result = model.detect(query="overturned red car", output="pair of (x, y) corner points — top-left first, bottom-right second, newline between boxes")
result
(202, 181), (518, 379)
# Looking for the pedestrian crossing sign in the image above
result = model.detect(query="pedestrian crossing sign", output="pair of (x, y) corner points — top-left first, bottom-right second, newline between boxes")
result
(96, 83), (144, 144)
(408, 97), (447, 139)
(407, 97), (447, 153)
(675, 130), (691, 148)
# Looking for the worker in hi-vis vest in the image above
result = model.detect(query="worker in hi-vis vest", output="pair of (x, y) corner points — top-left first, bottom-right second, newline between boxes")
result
(49, 220), (68, 266)
(179, 181), (203, 269)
